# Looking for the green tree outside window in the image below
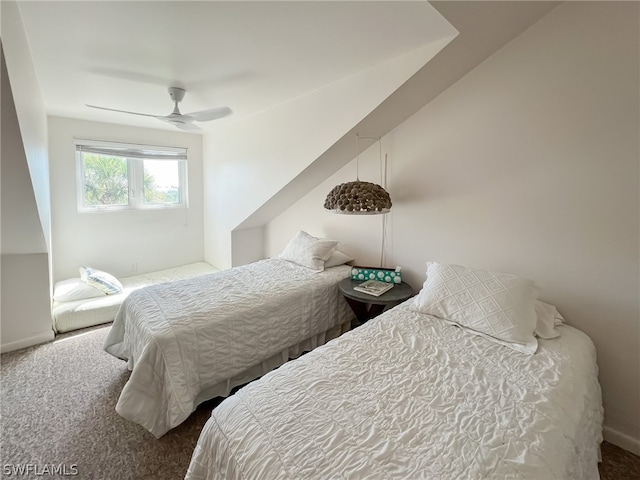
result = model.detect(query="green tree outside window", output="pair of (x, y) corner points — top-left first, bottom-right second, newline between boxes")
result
(82, 154), (129, 206)
(83, 154), (172, 207)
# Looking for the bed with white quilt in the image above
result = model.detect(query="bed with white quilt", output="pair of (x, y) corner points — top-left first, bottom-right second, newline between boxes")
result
(105, 231), (355, 438)
(186, 262), (604, 480)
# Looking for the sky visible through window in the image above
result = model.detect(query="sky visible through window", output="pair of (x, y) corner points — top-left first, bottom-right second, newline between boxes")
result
(144, 160), (180, 205)
(144, 160), (179, 190)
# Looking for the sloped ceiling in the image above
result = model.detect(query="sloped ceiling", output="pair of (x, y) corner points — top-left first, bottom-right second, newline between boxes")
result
(17, 0), (457, 132)
(236, 0), (560, 230)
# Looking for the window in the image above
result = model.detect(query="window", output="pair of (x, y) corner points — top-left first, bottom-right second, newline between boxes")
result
(75, 140), (188, 211)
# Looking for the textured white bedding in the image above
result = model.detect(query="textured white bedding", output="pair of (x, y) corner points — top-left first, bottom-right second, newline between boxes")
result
(104, 259), (352, 438)
(186, 301), (603, 480)
(52, 262), (218, 333)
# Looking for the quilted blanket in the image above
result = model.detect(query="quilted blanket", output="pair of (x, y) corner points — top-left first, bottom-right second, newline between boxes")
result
(186, 302), (603, 479)
(104, 259), (352, 437)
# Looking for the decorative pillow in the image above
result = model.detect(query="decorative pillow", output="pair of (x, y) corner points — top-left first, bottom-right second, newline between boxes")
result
(412, 262), (538, 355)
(279, 230), (338, 272)
(278, 231), (338, 272)
(534, 300), (564, 339)
(325, 250), (354, 268)
(53, 278), (106, 302)
(79, 266), (123, 295)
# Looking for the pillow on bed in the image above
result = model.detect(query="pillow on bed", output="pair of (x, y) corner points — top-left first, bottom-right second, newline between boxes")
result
(535, 300), (564, 339)
(53, 278), (106, 302)
(279, 230), (338, 272)
(412, 262), (538, 355)
(422, 262), (562, 340)
(79, 266), (123, 295)
(324, 250), (354, 268)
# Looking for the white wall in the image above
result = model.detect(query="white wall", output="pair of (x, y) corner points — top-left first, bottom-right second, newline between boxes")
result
(48, 116), (206, 282)
(1, 0), (52, 253)
(265, 2), (640, 454)
(1, 0), (55, 352)
(1, 45), (53, 353)
(1, 254), (52, 352)
(1, 49), (46, 255)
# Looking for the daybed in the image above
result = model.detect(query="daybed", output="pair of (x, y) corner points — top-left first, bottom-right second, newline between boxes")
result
(104, 231), (355, 438)
(52, 262), (218, 333)
(186, 262), (604, 480)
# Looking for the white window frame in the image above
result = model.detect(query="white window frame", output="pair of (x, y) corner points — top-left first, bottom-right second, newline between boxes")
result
(75, 139), (188, 212)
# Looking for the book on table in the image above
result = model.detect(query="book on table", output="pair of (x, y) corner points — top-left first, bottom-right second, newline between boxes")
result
(353, 280), (394, 297)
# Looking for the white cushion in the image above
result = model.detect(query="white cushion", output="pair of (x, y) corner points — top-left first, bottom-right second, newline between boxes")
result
(53, 278), (106, 302)
(79, 266), (123, 295)
(325, 250), (354, 268)
(412, 262), (538, 354)
(278, 231), (338, 272)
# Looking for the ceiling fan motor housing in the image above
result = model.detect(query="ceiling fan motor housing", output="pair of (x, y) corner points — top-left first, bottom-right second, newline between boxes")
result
(168, 87), (186, 103)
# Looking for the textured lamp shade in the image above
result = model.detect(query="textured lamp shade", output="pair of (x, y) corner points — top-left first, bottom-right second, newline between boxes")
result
(324, 180), (392, 215)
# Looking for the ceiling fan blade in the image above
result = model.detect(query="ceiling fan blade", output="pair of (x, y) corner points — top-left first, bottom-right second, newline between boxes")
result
(186, 106), (232, 122)
(86, 104), (160, 118)
(175, 122), (201, 132)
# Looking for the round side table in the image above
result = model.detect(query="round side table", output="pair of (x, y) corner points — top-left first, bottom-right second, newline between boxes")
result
(338, 277), (413, 325)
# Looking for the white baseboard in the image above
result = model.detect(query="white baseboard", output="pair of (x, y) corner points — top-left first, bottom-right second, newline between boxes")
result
(1, 330), (54, 354)
(604, 426), (640, 456)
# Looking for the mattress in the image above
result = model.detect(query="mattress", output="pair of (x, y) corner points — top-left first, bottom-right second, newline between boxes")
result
(104, 258), (353, 438)
(186, 301), (604, 480)
(52, 262), (218, 333)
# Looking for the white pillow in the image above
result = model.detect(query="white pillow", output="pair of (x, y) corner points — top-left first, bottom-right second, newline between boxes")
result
(421, 262), (562, 341)
(79, 266), (123, 295)
(534, 300), (564, 339)
(53, 278), (106, 302)
(412, 262), (538, 355)
(325, 250), (354, 268)
(278, 231), (338, 272)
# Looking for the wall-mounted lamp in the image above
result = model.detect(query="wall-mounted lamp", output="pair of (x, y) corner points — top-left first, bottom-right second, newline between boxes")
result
(324, 135), (391, 215)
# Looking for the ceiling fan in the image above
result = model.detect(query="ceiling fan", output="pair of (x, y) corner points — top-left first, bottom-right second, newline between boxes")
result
(86, 87), (232, 131)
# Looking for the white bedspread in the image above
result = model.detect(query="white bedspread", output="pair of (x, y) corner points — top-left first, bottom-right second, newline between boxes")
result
(186, 302), (603, 480)
(104, 259), (352, 438)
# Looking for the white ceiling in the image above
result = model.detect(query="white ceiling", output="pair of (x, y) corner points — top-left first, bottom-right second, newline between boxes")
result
(17, 1), (456, 132)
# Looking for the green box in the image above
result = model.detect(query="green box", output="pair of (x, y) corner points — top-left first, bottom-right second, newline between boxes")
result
(350, 266), (402, 284)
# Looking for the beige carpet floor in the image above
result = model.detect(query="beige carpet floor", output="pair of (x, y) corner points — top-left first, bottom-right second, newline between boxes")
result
(1, 325), (638, 479)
